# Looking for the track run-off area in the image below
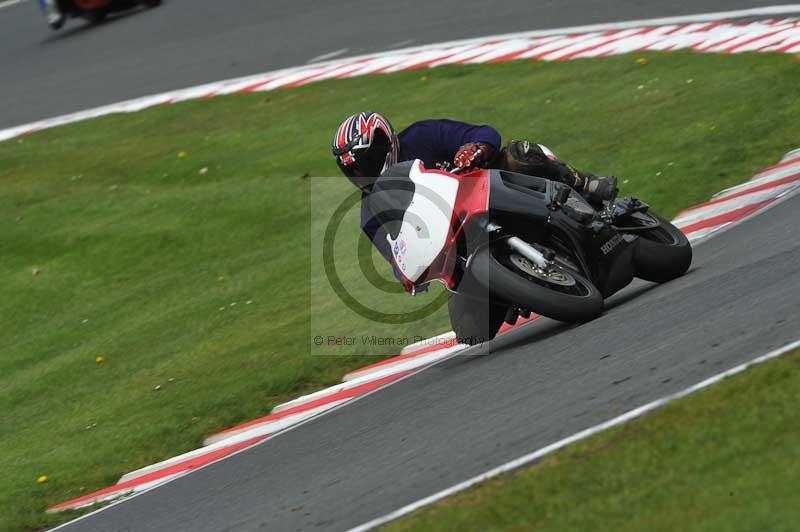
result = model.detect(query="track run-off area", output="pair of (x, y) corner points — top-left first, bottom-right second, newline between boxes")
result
(2, 3), (800, 532)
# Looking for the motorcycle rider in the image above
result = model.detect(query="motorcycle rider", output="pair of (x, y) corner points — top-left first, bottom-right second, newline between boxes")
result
(331, 111), (617, 266)
(332, 111), (618, 343)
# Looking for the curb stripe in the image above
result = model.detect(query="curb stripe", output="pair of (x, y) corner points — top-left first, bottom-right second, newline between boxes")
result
(48, 436), (265, 513)
(677, 199), (775, 234)
(674, 180), (799, 224)
(341, 344), (468, 383)
(204, 372), (410, 444)
(692, 172), (800, 208)
(347, 340), (460, 375)
(400, 331), (458, 355)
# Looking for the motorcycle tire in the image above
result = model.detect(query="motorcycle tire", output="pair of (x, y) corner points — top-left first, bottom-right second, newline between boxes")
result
(448, 291), (507, 346)
(469, 246), (603, 324)
(615, 211), (692, 283)
(85, 8), (108, 23)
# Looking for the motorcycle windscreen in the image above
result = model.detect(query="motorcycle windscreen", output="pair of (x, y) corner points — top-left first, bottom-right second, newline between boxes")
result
(368, 161), (417, 241)
(387, 161), (458, 284)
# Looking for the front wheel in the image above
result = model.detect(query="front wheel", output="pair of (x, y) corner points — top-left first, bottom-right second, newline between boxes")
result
(469, 245), (603, 324)
(614, 210), (692, 283)
(448, 291), (507, 346)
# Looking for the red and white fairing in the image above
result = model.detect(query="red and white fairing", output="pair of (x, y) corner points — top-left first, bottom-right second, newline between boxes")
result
(387, 160), (490, 290)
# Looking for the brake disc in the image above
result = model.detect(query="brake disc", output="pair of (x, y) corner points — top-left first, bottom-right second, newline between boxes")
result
(509, 254), (576, 287)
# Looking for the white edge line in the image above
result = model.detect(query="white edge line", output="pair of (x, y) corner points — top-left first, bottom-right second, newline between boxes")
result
(307, 48), (350, 64)
(0, 0), (26, 9)
(345, 338), (800, 532)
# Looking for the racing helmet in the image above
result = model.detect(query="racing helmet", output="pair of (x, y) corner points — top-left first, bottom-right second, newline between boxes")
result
(332, 111), (399, 191)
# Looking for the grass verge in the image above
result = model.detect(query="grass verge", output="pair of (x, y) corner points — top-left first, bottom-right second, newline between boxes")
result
(385, 348), (800, 532)
(1, 51), (798, 532)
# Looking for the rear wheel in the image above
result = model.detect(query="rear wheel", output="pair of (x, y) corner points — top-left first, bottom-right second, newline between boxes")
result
(614, 210), (692, 283)
(469, 245), (603, 324)
(84, 8), (108, 23)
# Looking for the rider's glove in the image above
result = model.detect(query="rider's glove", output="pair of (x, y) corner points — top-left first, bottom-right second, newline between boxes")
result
(582, 175), (619, 206)
(454, 143), (489, 169)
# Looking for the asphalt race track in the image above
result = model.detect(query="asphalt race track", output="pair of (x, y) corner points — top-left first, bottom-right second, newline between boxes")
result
(2, 0), (800, 130)
(4, 1), (799, 531)
(56, 195), (800, 531)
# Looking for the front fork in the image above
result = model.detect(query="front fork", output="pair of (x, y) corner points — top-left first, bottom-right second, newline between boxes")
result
(481, 223), (554, 325)
(484, 222), (550, 267)
(484, 222), (555, 271)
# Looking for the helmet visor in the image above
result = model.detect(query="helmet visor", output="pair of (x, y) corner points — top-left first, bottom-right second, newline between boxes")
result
(336, 130), (392, 191)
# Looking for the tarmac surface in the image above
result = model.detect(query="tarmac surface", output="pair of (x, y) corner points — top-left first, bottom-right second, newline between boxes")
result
(2, 0), (800, 129)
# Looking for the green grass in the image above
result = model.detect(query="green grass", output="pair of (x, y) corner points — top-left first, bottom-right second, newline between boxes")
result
(1, 51), (798, 532)
(385, 349), (800, 532)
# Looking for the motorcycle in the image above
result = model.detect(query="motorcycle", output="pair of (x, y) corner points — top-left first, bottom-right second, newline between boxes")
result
(39, 0), (161, 30)
(367, 159), (692, 344)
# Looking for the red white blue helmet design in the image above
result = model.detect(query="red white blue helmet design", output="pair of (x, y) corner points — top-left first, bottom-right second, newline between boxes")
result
(332, 111), (399, 190)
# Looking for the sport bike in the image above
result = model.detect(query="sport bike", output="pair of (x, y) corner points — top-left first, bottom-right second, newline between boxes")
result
(366, 159), (692, 344)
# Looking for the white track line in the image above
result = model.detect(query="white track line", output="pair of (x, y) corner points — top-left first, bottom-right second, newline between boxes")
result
(0, 0), (26, 10)
(347, 338), (800, 532)
(307, 48), (349, 64)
